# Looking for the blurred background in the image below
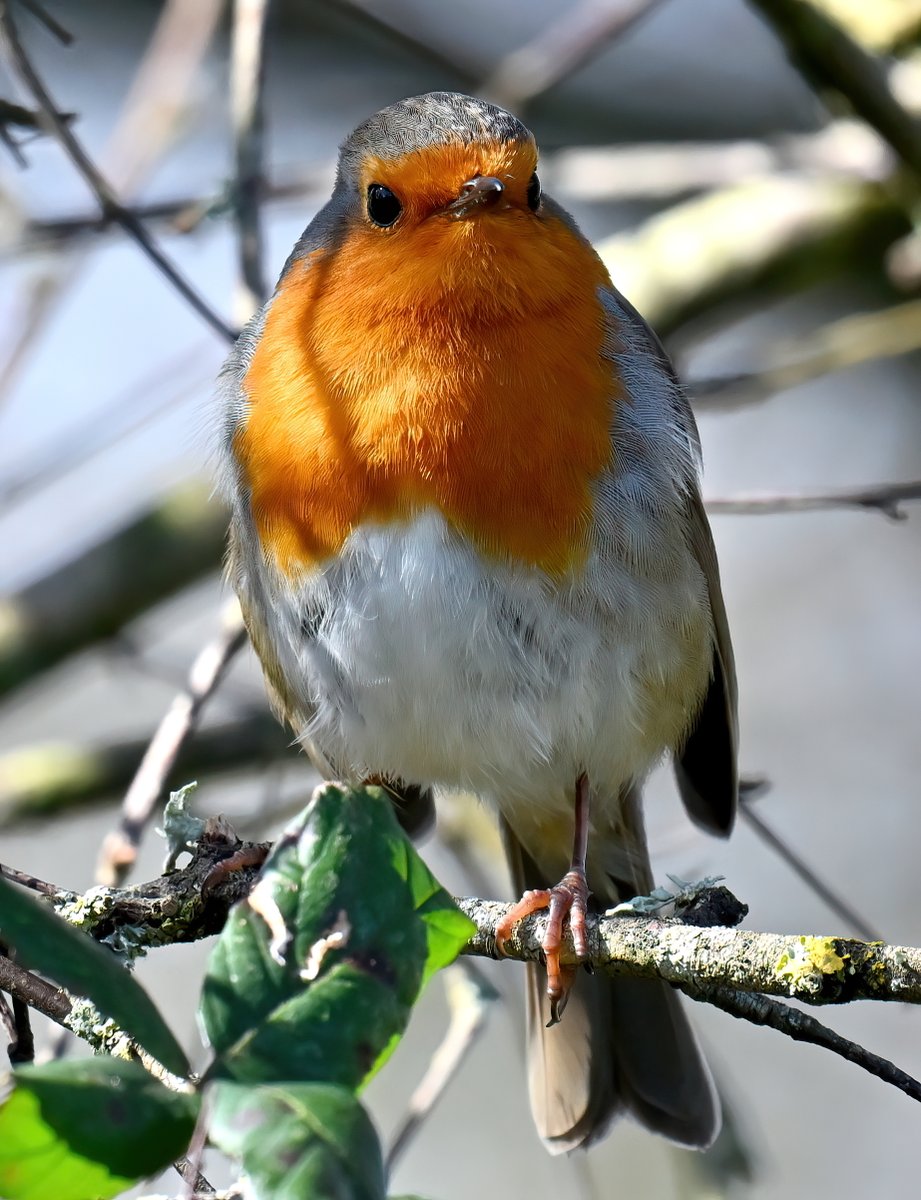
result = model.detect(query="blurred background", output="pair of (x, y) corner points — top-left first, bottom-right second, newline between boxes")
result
(1, 1), (921, 1197)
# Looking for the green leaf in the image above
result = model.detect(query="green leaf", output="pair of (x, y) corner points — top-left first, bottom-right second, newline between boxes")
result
(0, 1057), (198, 1200)
(210, 1081), (386, 1200)
(0, 874), (189, 1077)
(386, 835), (477, 987)
(208, 961), (406, 1088)
(200, 784), (474, 1088)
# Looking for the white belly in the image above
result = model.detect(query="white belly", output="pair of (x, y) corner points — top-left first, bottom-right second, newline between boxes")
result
(257, 508), (711, 821)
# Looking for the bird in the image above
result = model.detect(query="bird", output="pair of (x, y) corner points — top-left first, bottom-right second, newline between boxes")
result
(217, 90), (737, 1154)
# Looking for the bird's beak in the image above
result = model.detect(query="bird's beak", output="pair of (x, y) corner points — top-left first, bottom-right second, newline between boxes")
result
(445, 175), (505, 219)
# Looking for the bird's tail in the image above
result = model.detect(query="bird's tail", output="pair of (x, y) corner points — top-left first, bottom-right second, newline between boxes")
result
(501, 790), (719, 1154)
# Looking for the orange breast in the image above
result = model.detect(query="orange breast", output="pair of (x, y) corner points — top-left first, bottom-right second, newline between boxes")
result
(234, 198), (615, 577)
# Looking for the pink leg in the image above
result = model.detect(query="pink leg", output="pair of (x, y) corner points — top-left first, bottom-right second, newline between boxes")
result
(496, 773), (592, 1023)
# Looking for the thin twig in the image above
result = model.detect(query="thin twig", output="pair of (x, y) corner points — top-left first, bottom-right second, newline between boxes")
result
(0, 344), (211, 508)
(0, 954), (72, 1028)
(482, 0), (668, 111)
(692, 297), (921, 413)
(230, 0), (271, 321)
(96, 605), (249, 887)
(0, 95), (69, 131)
(179, 1092), (214, 1200)
(174, 1155), (215, 1197)
(0, 120), (25, 165)
(686, 983), (921, 1103)
(0, 862), (64, 897)
(386, 960), (498, 1173)
(19, 0), (72, 45)
(0, 1), (237, 343)
(0, 274), (62, 415)
(6, 172), (325, 253)
(704, 480), (921, 519)
(740, 802), (884, 942)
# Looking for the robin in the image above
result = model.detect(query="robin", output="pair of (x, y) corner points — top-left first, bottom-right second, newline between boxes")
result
(218, 91), (737, 1153)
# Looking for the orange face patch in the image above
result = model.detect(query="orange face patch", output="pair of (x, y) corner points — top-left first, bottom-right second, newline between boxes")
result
(362, 137), (538, 224)
(234, 140), (616, 577)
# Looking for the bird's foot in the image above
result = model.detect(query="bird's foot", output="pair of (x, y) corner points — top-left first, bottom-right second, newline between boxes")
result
(495, 868), (591, 1025)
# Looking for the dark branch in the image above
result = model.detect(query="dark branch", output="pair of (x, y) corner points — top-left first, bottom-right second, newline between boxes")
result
(0, 953), (72, 1028)
(687, 983), (921, 1104)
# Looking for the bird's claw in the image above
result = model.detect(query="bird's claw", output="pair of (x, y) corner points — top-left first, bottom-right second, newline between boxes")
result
(495, 869), (591, 1026)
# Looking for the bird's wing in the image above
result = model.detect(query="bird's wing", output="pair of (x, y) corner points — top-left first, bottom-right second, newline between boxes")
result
(601, 281), (738, 834)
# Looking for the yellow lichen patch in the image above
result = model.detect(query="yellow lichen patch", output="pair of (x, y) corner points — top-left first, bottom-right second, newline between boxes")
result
(775, 936), (847, 995)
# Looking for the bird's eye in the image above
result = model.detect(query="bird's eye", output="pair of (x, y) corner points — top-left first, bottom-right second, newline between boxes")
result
(526, 173), (541, 211)
(367, 184), (402, 227)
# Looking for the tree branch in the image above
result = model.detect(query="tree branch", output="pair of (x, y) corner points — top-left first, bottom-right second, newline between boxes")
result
(691, 297), (921, 413)
(0, 714), (295, 830)
(482, 0), (667, 112)
(11, 838), (917, 1009)
(458, 896), (921, 1006)
(0, 953), (72, 1028)
(596, 172), (905, 337)
(386, 960), (498, 1173)
(747, 0), (921, 180)
(704, 480), (921, 519)
(0, 950), (35, 1064)
(96, 606), (248, 887)
(5, 838), (921, 1105)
